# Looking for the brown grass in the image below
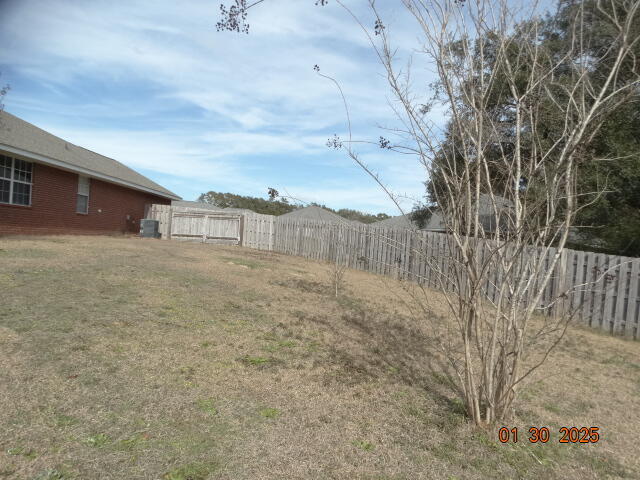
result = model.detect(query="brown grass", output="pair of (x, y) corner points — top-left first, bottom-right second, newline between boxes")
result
(0, 235), (638, 479)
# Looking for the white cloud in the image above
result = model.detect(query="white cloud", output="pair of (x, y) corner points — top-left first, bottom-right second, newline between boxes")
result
(0, 0), (443, 214)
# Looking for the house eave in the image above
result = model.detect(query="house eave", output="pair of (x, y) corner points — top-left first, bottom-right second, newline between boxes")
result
(0, 143), (181, 201)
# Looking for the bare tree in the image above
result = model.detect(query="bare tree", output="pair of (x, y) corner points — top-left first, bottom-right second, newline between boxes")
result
(219, 0), (640, 425)
(267, 187), (351, 298)
(331, 231), (348, 298)
(0, 74), (10, 114)
(354, 0), (640, 425)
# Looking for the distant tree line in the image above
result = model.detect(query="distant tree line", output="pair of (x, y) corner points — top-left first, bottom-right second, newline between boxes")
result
(308, 203), (390, 224)
(197, 191), (297, 216)
(197, 191), (391, 223)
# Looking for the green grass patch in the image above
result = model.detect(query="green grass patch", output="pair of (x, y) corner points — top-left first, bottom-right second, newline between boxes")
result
(259, 408), (281, 419)
(6, 446), (38, 459)
(263, 339), (296, 352)
(197, 399), (218, 416)
(431, 440), (460, 463)
(240, 355), (270, 366)
(353, 440), (375, 451)
(336, 295), (365, 311)
(163, 462), (219, 480)
(32, 469), (69, 480)
(85, 433), (110, 448)
(114, 432), (148, 452)
(53, 413), (79, 428)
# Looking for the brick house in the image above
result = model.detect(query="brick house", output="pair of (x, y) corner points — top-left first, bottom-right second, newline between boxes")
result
(0, 111), (180, 235)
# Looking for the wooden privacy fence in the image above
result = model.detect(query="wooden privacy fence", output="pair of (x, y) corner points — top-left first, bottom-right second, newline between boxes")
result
(145, 205), (275, 247)
(242, 212), (275, 250)
(145, 204), (172, 238)
(262, 217), (640, 340)
(146, 204), (241, 244)
(146, 205), (639, 339)
(171, 212), (241, 244)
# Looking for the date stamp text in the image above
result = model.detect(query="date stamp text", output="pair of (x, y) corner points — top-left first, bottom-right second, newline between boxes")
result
(498, 426), (600, 444)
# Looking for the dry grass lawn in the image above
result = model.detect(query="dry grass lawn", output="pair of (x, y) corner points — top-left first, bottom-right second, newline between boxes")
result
(0, 235), (638, 479)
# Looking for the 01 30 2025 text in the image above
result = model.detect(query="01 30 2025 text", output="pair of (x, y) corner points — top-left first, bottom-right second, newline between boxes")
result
(498, 426), (600, 444)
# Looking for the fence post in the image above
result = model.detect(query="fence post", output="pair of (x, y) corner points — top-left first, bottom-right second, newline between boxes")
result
(552, 249), (568, 318)
(627, 261), (640, 339)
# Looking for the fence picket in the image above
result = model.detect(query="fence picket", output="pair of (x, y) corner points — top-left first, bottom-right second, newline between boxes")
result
(626, 261), (640, 338)
(602, 255), (619, 333)
(583, 252), (597, 326)
(593, 253), (607, 330)
(613, 260), (629, 335)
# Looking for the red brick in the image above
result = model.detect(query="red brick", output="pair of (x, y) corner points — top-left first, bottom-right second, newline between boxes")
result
(0, 162), (170, 235)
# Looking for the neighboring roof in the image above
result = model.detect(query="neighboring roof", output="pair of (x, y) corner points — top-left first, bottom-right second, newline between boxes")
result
(477, 193), (514, 212)
(279, 205), (361, 224)
(422, 196), (515, 232)
(171, 200), (254, 215)
(424, 210), (446, 231)
(372, 214), (416, 229)
(0, 111), (180, 200)
(373, 195), (513, 232)
(372, 211), (446, 231)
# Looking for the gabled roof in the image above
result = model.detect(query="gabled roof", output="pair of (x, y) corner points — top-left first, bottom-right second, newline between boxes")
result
(372, 210), (446, 231)
(0, 111), (180, 200)
(476, 193), (514, 212)
(372, 214), (415, 229)
(279, 205), (361, 224)
(424, 211), (447, 231)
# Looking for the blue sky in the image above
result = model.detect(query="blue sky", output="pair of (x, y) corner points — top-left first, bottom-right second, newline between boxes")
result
(0, 0), (445, 215)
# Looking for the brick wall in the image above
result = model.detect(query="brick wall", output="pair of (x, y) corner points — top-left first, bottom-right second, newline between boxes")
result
(0, 162), (172, 235)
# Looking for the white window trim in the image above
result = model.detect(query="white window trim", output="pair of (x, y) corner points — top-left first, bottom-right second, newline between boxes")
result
(0, 155), (33, 206)
(76, 175), (90, 214)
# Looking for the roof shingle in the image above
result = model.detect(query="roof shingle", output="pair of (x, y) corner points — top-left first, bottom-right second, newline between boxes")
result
(279, 205), (361, 224)
(0, 111), (179, 200)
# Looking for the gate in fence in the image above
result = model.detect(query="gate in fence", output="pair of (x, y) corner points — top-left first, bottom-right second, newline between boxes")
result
(170, 211), (241, 245)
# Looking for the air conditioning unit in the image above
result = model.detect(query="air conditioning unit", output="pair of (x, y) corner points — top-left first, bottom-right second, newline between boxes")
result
(140, 219), (160, 238)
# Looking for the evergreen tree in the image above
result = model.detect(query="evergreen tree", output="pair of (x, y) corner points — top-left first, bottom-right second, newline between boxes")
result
(197, 191), (298, 216)
(423, 0), (640, 255)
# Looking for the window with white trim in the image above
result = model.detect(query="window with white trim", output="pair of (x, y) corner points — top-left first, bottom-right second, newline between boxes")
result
(0, 154), (33, 206)
(76, 175), (90, 214)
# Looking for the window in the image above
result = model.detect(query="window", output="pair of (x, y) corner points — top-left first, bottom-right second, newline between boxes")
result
(76, 175), (90, 214)
(0, 155), (32, 206)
